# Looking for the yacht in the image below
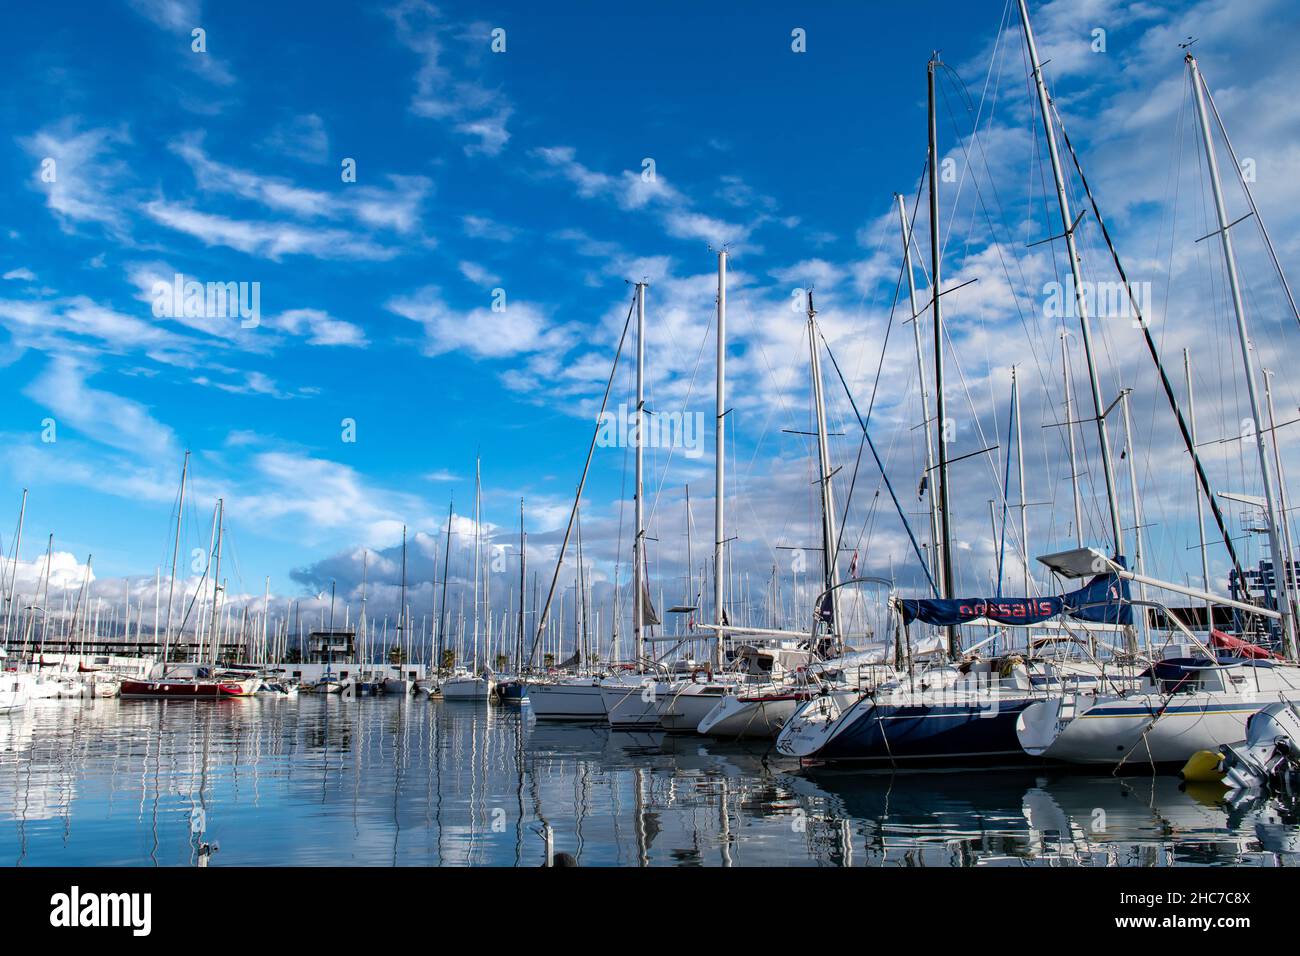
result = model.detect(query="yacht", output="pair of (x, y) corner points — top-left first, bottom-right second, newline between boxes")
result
(527, 674), (606, 720)
(440, 669), (494, 701)
(1017, 644), (1300, 767)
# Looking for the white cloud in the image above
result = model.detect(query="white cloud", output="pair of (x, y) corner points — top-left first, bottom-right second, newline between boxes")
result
(19, 121), (130, 233)
(3, 268), (35, 281)
(388, 0), (513, 155)
(386, 285), (561, 359)
(275, 308), (368, 347)
(23, 356), (178, 459)
(143, 199), (399, 261)
(458, 260), (501, 286)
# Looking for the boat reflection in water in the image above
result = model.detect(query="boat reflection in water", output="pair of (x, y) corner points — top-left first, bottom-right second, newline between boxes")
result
(0, 697), (1296, 866)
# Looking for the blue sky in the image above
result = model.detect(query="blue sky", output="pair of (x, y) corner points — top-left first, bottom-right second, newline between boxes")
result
(2, 0), (1300, 646)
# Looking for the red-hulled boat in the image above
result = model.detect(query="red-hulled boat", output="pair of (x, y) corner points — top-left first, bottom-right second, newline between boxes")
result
(120, 665), (257, 699)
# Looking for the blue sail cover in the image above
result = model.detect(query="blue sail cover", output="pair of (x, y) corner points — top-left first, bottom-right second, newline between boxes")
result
(899, 567), (1131, 628)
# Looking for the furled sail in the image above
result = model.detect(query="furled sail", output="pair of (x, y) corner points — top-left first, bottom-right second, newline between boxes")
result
(898, 566), (1131, 628)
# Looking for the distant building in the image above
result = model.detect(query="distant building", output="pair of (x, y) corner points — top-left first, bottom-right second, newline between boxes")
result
(305, 628), (355, 663)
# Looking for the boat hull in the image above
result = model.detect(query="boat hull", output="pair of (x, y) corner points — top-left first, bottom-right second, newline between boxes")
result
(120, 678), (256, 699)
(441, 677), (494, 700)
(527, 680), (605, 720)
(778, 692), (1036, 765)
(1017, 693), (1290, 766)
(495, 680), (528, 703)
(698, 690), (810, 739)
(655, 683), (731, 733)
(0, 674), (30, 713)
(601, 677), (665, 730)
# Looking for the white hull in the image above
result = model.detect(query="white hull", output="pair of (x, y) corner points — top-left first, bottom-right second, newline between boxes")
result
(26, 676), (62, 700)
(0, 674), (31, 713)
(1017, 658), (1300, 766)
(655, 682), (733, 733)
(441, 676), (494, 700)
(600, 676), (664, 730)
(698, 689), (810, 739)
(775, 690), (863, 757)
(527, 679), (606, 720)
(1018, 691), (1297, 765)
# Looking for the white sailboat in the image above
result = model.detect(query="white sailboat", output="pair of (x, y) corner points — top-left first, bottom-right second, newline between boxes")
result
(0, 652), (31, 713)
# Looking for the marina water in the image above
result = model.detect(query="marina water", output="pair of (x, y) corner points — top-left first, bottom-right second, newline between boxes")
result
(1, 696), (1297, 866)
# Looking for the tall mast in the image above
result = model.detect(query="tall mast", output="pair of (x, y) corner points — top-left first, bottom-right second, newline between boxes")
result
(437, 499), (453, 673)
(400, 524), (408, 669)
(360, 549), (369, 666)
(1188, 51), (1297, 658)
(1185, 350), (1212, 626)
(713, 249), (728, 670)
(896, 195), (941, 588)
(1013, 368), (1030, 593)
(1061, 331), (1084, 546)
(1264, 369), (1297, 630)
(1018, 0), (1125, 557)
(807, 292), (841, 652)
(261, 576), (270, 663)
(1120, 389), (1149, 651)
(472, 458), (481, 669)
(518, 498), (526, 671)
(210, 497), (224, 665)
(928, 55), (958, 656)
(3, 488), (27, 648)
(163, 450), (189, 666)
(633, 280), (647, 672)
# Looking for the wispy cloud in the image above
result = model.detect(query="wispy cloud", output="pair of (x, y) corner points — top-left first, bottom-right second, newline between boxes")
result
(24, 355), (178, 459)
(387, 0), (513, 155)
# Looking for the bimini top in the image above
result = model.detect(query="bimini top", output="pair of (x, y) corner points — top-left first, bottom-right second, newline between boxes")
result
(897, 567), (1131, 629)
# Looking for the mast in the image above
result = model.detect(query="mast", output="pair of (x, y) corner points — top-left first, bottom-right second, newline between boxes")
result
(163, 451), (189, 667)
(1264, 369), (1297, 628)
(807, 292), (841, 651)
(1013, 367), (1029, 593)
(1185, 350), (1213, 626)
(1018, 0), (1125, 557)
(472, 459), (481, 671)
(360, 549), (369, 667)
(1188, 51), (1297, 658)
(3, 488), (27, 648)
(438, 499), (452, 673)
(518, 498), (526, 672)
(1061, 331), (1084, 546)
(1120, 389), (1149, 651)
(897, 195), (942, 587)
(633, 280), (647, 672)
(713, 249), (728, 670)
(400, 524), (408, 672)
(928, 55), (958, 656)
(210, 498), (224, 665)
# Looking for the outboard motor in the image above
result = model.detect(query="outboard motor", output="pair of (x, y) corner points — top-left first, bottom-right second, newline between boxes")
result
(1220, 702), (1300, 791)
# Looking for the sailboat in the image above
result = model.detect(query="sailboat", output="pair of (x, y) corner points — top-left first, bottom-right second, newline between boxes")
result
(777, 31), (1137, 764)
(442, 463), (494, 701)
(1013, 46), (1300, 767)
(494, 499), (530, 704)
(0, 651), (32, 713)
(383, 528), (415, 696)
(599, 281), (671, 730)
(122, 489), (258, 699)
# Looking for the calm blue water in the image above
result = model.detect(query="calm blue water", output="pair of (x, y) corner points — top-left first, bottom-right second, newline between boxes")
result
(0, 695), (1296, 866)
